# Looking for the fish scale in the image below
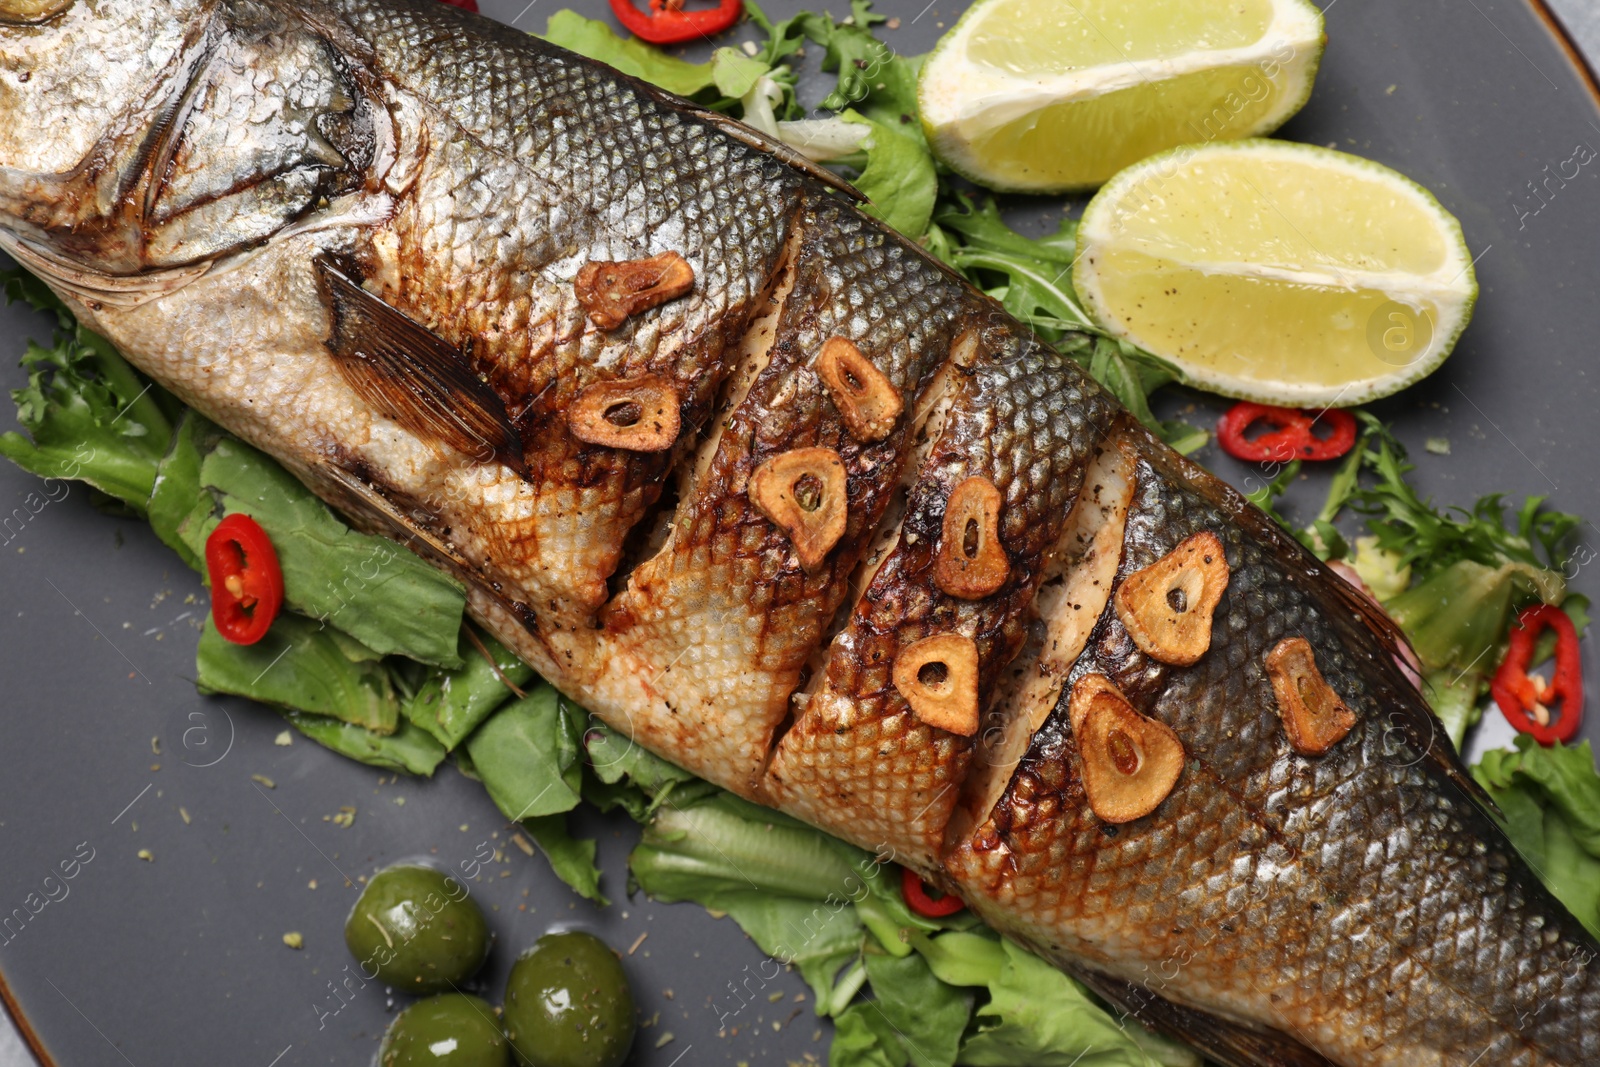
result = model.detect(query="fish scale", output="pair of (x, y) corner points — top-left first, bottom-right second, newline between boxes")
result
(767, 334), (1118, 867)
(1, 1), (1596, 1063)
(591, 197), (972, 793)
(950, 442), (1600, 1065)
(343, 1), (802, 626)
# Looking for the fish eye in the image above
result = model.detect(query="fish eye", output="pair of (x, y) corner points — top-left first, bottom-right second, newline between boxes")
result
(0, 0), (73, 24)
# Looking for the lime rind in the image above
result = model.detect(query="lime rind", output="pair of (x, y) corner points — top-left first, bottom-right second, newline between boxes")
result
(918, 0), (1327, 193)
(1073, 139), (1478, 407)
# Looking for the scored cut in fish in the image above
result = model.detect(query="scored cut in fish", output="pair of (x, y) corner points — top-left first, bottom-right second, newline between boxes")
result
(0, 1), (1593, 1064)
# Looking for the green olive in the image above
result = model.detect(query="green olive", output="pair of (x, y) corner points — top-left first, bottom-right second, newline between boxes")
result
(380, 994), (509, 1067)
(345, 865), (491, 993)
(503, 931), (636, 1067)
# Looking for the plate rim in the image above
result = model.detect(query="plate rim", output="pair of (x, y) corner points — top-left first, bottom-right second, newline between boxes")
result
(3, 1), (1598, 1063)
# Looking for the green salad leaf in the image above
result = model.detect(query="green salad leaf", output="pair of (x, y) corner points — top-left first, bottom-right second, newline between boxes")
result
(196, 612), (400, 734)
(178, 434), (467, 668)
(523, 812), (607, 905)
(917, 933), (1195, 1067)
(0, 271), (174, 509)
(540, 11), (720, 97)
(582, 721), (707, 821)
(1472, 737), (1600, 937)
(833, 952), (969, 1067)
(843, 111), (937, 239)
(7, 17), (1600, 1067)
(462, 684), (607, 900)
(145, 410), (219, 569)
(282, 710), (447, 777)
(402, 626), (533, 749)
(632, 792), (900, 1011)
(465, 684), (586, 823)
(928, 197), (1202, 454)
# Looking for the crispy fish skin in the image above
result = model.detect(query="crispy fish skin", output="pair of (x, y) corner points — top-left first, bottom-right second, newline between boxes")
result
(951, 437), (1600, 1066)
(0, 2), (1595, 1064)
(766, 324), (1118, 867)
(591, 197), (980, 794)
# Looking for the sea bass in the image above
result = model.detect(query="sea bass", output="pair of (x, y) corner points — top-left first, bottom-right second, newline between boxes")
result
(0, 1), (1594, 1063)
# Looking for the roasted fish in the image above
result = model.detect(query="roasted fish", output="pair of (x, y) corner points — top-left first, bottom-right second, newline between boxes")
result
(0, 1), (1594, 1063)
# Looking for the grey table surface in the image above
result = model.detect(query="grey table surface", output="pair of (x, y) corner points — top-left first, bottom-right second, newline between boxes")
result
(3, 0), (1600, 1064)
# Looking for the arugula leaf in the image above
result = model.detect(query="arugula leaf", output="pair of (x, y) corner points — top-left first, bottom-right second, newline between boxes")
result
(842, 111), (937, 239)
(934, 197), (1091, 335)
(929, 198), (1202, 453)
(523, 812), (607, 904)
(1245, 458), (1302, 528)
(0, 272), (174, 509)
(1354, 429), (1577, 582)
(282, 710), (446, 777)
(540, 11), (717, 97)
(402, 626), (533, 749)
(465, 684), (586, 823)
(1472, 737), (1600, 937)
(956, 938), (1187, 1067)
(177, 434), (467, 668)
(196, 613), (400, 733)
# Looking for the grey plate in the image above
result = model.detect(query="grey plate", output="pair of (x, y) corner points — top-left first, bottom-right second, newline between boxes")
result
(1, 1), (1598, 1064)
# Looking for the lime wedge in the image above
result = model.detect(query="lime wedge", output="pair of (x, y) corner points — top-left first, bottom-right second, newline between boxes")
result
(1073, 140), (1478, 406)
(918, 0), (1325, 193)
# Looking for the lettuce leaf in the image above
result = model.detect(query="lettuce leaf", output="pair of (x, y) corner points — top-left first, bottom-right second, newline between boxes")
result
(1473, 737), (1600, 937)
(177, 434), (467, 668)
(465, 684), (586, 822)
(523, 812), (606, 905)
(842, 111), (937, 239)
(540, 11), (715, 97)
(949, 937), (1193, 1067)
(0, 271), (173, 509)
(829, 952), (969, 1067)
(581, 720), (707, 821)
(281, 710), (446, 777)
(630, 792), (898, 1011)
(402, 626), (533, 749)
(461, 684), (608, 900)
(196, 612), (400, 734)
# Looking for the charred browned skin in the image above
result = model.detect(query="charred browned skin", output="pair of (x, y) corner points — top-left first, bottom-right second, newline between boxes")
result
(948, 438), (1600, 1067)
(587, 198), (979, 795)
(338, 8), (803, 630)
(765, 326), (1118, 868)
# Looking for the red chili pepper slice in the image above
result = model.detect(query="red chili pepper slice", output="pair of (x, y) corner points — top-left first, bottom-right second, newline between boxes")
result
(436, 0), (479, 10)
(1492, 604), (1583, 745)
(901, 866), (965, 918)
(206, 514), (285, 646)
(1216, 402), (1357, 463)
(609, 0), (743, 45)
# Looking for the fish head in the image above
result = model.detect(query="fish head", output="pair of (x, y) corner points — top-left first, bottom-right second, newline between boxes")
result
(0, 0), (381, 307)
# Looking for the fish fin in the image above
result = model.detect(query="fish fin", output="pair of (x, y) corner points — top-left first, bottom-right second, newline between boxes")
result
(316, 462), (475, 571)
(1071, 967), (1338, 1067)
(316, 461), (543, 640)
(0, 233), (210, 310)
(315, 255), (523, 471)
(676, 104), (867, 203)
